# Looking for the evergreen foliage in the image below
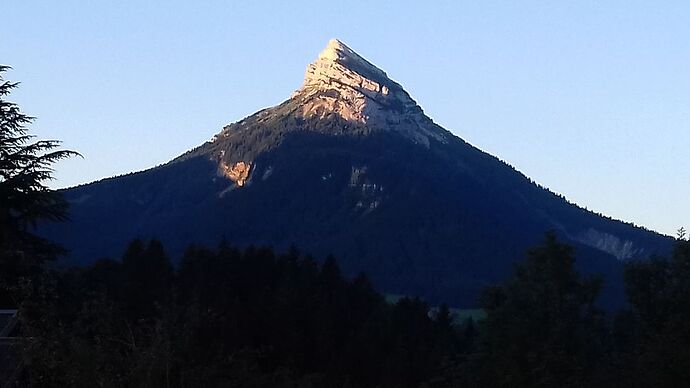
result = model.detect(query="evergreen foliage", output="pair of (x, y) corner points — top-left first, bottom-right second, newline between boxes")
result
(14, 232), (690, 387)
(618, 238), (690, 386)
(21, 241), (471, 388)
(0, 65), (78, 306)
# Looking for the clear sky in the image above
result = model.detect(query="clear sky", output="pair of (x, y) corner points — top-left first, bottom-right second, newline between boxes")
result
(3, 1), (689, 236)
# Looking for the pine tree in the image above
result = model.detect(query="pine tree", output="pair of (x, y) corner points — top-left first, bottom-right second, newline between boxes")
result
(0, 65), (79, 305)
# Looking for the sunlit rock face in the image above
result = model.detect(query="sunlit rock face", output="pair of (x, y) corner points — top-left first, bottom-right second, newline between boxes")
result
(293, 39), (448, 146)
(220, 161), (251, 187)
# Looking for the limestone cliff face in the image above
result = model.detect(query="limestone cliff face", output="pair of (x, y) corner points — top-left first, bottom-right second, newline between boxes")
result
(574, 228), (640, 260)
(293, 39), (448, 146)
(220, 161), (251, 187)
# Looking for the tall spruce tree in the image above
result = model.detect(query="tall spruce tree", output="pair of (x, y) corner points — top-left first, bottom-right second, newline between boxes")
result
(0, 65), (79, 305)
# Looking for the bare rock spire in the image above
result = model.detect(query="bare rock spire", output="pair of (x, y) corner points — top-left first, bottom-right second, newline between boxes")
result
(293, 39), (448, 146)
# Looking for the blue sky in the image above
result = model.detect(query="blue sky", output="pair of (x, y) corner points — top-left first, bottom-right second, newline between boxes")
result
(3, 1), (689, 236)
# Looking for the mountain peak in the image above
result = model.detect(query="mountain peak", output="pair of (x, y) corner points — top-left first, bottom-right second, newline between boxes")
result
(311, 39), (392, 86)
(318, 39), (352, 61)
(301, 38), (394, 92)
(293, 39), (448, 146)
(206, 39), (450, 172)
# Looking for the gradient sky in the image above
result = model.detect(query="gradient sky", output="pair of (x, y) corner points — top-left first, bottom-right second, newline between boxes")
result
(3, 1), (689, 236)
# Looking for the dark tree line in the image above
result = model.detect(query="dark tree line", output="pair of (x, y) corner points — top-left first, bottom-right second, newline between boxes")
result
(21, 241), (470, 387)
(12, 234), (690, 388)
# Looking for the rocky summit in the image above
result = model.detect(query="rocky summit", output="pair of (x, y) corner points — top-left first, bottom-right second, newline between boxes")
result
(295, 39), (446, 145)
(196, 39), (449, 187)
(40, 39), (672, 308)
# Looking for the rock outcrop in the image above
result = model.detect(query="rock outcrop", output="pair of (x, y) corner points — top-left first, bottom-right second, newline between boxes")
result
(220, 161), (251, 186)
(293, 39), (448, 146)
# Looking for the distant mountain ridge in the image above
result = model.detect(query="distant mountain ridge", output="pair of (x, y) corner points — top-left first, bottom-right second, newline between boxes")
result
(40, 39), (672, 308)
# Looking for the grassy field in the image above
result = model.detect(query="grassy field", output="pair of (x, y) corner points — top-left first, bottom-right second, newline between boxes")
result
(385, 294), (485, 324)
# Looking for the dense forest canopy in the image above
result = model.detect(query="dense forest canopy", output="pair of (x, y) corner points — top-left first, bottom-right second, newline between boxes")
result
(22, 241), (469, 387)
(15, 236), (690, 387)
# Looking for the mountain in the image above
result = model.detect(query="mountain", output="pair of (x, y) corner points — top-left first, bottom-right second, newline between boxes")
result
(40, 39), (672, 308)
